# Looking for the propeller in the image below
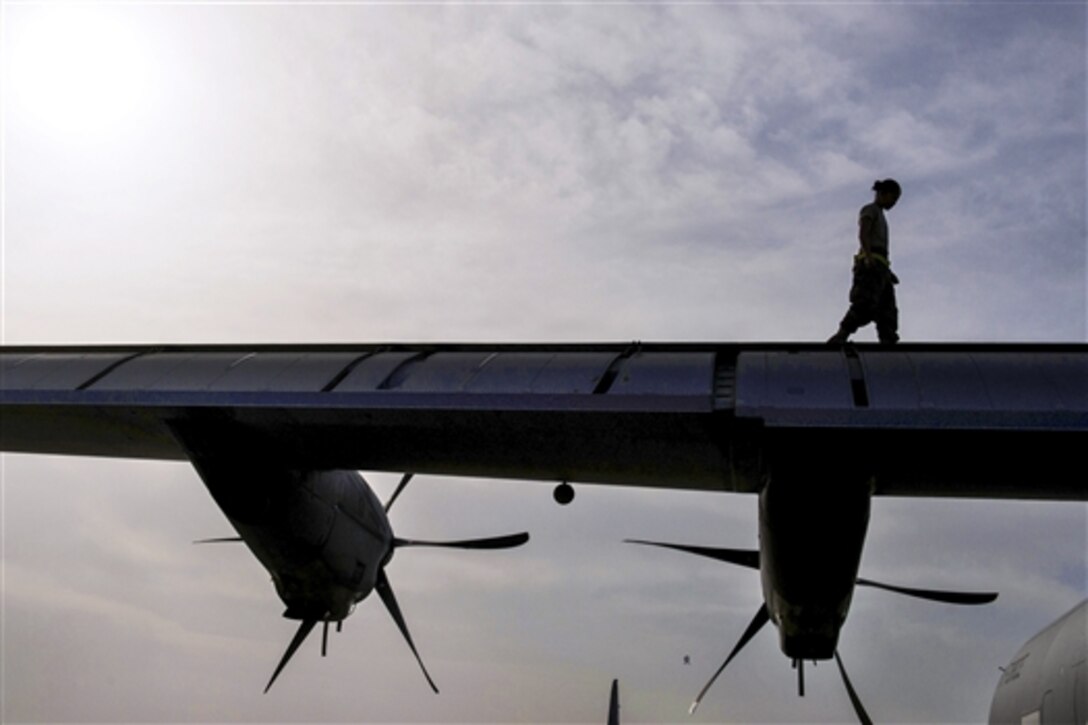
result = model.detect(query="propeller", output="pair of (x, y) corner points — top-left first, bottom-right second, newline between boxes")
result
(371, 530), (527, 692)
(628, 538), (997, 720)
(625, 540), (997, 605)
(608, 679), (620, 725)
(380, 473), (529, 693)
(385, 473), (414, 512)
(376, 570), (439, 693)
(835, 651), (874, 725)
(192, 536), (243, 544)
(395, 532), (530, 550)
(624, 539), (760, 569)
(690, 604), (769, 714)
(262, 472), (527, 694)
(856, 578), (998, 605)
(265, 619), (318, 693)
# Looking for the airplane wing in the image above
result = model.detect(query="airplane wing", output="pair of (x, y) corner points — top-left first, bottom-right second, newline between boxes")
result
(1, 342), (1085, 499)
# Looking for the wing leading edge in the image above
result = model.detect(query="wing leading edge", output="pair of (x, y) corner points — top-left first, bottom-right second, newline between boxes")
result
(1, 342), (1085, 499)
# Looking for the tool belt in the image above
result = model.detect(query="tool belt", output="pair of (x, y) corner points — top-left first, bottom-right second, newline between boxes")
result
(854, 251), (890, 267)
(853, 251), (898, 284)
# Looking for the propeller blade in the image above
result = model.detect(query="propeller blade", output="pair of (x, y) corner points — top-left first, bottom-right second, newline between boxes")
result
(856, 577), (998, 605)
(625, 539), (760, 570)
(608, 678), (620, 725)
(321, 620), (329, 657)
(689, 603), (770, 714)
(385, 473), (414, 512)
(834, 651), (873, 725)
(375, 571), (439, 693)
(264, 619), (318, 693)
(192, 537), (243, 544)
(794, 658), (805, 697)
(394, 532), (530, 550)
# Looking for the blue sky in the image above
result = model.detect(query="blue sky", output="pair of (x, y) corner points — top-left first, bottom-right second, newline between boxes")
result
(2, 2), (1086, 723)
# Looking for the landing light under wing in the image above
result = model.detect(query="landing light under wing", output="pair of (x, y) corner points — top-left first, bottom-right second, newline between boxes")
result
(1, 342), (1085, 500)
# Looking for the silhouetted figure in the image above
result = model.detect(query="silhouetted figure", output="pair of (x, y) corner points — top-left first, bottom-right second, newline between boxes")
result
(828, 179), (902, 344)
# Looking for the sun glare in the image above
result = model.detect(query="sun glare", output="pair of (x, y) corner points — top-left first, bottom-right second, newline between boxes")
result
(7, 8), (160, 142)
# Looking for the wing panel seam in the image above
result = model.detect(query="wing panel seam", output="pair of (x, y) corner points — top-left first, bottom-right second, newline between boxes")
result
(76, 350), (150, 391)
(322, 352), (378, 393)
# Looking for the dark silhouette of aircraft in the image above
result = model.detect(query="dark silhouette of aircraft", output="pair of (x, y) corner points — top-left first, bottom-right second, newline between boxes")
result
(2, 342), (1085, 719)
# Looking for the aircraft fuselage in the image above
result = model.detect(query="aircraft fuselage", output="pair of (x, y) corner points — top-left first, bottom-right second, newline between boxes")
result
(990, 600), (1088, 725)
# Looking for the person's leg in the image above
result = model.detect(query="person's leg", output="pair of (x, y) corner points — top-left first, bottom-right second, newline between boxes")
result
(829, 262), (879, 343)
(875, 279), (899, 344)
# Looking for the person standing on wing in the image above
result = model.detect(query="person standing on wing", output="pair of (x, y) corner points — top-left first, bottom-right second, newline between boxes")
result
(828, 179), (902, 344)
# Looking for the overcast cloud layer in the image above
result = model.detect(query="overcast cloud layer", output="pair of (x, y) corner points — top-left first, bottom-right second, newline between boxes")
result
(2, 3), (1086, 723)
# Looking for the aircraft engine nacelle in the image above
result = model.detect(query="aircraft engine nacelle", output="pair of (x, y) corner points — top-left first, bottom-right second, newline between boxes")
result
(184, 442), (396, 621)
(252, 470), (394, 621)
(758, 466), (872, 660)
(309, 470), (393, 598)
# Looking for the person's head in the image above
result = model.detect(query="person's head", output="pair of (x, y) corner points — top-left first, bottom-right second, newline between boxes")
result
(872, 178), (901, 209)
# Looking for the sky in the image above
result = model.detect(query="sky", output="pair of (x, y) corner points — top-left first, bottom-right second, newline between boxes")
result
(1, 1), (1086, 723)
